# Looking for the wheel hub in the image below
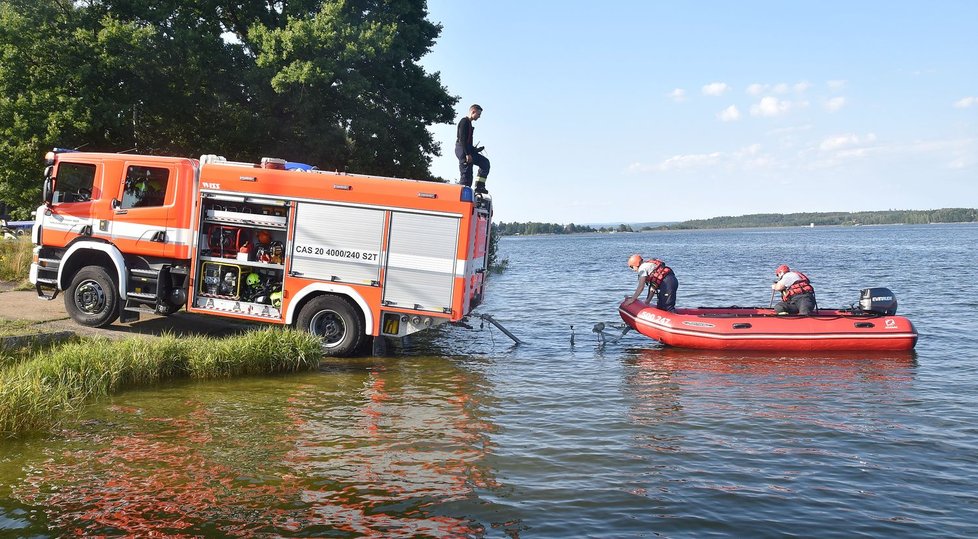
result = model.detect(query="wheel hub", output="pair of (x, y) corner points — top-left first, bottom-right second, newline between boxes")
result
(309, 310), (345, 348)
(75, 280), (106, 314)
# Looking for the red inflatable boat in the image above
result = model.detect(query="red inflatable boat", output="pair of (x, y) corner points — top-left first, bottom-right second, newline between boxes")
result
(618, 288), (918, 352)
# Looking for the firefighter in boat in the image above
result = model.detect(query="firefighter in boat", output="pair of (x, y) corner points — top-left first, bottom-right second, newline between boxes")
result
(623, 254), (679, 312)
(772, 264), (816, 315)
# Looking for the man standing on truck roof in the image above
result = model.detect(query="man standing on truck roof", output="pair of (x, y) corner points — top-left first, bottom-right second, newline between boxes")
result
(456, 104), (490, 195)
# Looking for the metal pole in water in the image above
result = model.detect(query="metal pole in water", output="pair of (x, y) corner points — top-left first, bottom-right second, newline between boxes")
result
(480, 314), (522, 345)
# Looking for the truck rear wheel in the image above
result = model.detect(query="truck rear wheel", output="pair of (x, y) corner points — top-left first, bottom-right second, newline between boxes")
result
(65, 266), (120, 327)
(296, 295), (364, 357)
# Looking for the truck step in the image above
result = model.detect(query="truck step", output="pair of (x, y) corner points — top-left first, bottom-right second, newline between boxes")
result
(126, 292), (157, 301)
(123, 305), (157, 314)
(35, 280), (59, 301)
(130, 268), (159, 278)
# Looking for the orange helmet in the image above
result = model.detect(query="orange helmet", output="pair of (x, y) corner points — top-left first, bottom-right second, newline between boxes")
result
(775, 264), (790, 277)
(627, 254), (642, 269)
(256, 230), (272, 244)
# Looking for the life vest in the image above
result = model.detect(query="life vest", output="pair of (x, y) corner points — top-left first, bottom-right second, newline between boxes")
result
(782, 271), (814, 300)
(644, 259), (673, 288)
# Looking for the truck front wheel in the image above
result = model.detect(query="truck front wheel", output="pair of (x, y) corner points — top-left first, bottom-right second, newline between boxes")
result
(296, 295), (364, 357)
(65, 266), (120, 327)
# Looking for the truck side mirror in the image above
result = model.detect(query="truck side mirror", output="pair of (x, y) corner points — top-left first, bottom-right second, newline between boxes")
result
(42, 166), (54, 206)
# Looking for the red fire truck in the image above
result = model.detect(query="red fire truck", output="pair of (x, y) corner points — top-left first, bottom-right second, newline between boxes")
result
(30, 150), (492, 356)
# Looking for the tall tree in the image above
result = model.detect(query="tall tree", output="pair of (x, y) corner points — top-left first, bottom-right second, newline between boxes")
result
(0, 0), (456, 218)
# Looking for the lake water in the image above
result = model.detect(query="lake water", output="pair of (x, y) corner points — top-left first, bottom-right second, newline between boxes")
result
(2, 224), (977, 537)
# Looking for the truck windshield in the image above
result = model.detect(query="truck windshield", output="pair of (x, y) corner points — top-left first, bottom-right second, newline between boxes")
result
(53, 162), (96, 203)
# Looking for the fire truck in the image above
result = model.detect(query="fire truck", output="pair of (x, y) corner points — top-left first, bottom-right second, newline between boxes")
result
(30, 149), (493, 356)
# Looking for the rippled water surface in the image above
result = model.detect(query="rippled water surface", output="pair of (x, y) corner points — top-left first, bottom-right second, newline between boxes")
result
(2, 224), (978, 537)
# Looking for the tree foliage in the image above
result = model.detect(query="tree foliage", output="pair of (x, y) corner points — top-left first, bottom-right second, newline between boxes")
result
(660, 208), (978, 230)
(0, 0), (456, 218)
(495, 222), (594, 236)
(492, 222), (638, 236)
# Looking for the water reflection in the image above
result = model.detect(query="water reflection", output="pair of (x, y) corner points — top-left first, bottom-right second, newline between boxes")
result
(619, 345), (919, 460)
(627, 346), (917, 377)
(613, 346), (924, 535)
(281, 359), (500, 537)
(10, 357), (504, 537)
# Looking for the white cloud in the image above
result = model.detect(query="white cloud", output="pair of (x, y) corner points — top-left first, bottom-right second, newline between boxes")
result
(627, 144), (768, 173)
(659, 152), (722, 170)
(702, 82), (731, 96)
(717, 105), (741, 122)
(627, 135), (977, 191)
(819, 133), (877, 151)
(750, 96), (792, 117)
(669, 88), (687, 102)
(827, 80), (847, 91)
(907, 137), (978, 170)
(748, 81), (811, 96)
(809, 135), (978, 171)
(953, 96), (978, 108)
(824, 96), (847, 112)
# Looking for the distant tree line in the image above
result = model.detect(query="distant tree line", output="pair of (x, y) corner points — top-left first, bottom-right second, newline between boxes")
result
(493, 209), (977, 237)
(659, 208), (978, 230)
(494, 222), (636, 236)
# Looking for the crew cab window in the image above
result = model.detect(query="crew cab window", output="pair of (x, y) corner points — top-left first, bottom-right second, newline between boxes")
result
(121, 166), (169, 209)
(53, 163), (96, 203)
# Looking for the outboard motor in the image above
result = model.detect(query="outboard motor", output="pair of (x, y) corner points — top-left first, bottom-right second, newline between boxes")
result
(859, 287), (898, 315)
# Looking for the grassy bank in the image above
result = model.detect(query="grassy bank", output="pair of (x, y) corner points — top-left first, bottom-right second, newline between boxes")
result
(0, 235), (31, 284)
(0, 328), (323, 436)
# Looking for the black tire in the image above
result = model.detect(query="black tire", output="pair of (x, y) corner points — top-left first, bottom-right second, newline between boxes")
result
(65, 266), (120, 327)
(295, 295), (364, 357)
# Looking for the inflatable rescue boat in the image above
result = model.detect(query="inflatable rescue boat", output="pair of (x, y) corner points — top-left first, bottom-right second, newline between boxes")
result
(619, 288), (918, 352)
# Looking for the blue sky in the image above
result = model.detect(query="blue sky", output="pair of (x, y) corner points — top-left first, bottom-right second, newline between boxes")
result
(421, 1), (977, 224)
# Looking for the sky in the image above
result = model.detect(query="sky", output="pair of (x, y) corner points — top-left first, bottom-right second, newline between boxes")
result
(420, 1), (978, 224)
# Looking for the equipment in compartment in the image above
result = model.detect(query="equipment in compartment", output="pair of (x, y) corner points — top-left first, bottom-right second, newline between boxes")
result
(241, 268), (283, 306)
(200, 261), (243, 298)
(207, 225), (247, 257)
(255, 240), (284, 264)
(236, 241), (252, 261)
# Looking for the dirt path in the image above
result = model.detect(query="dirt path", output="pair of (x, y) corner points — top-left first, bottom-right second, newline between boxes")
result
(0, 283), (256, 340)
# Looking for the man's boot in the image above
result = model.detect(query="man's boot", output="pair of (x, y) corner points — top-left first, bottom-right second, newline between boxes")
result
(475, 177), (488, 194)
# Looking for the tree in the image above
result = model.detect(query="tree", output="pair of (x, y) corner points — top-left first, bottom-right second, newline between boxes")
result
(0, 0), (456, 218)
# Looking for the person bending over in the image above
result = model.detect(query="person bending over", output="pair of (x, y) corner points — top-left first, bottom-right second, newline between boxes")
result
(772, 264), (816, 315)
(623, 254), (679, 312)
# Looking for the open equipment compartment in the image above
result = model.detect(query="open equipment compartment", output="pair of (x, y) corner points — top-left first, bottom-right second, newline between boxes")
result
(192, 193), (290, 319)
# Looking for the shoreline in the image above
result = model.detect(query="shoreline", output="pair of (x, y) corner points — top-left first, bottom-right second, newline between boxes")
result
(0, 282), (258, 344)
(498, 220), (978, 238)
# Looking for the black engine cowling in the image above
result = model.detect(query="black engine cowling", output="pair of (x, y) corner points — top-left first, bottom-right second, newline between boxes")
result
(859, 287), (898, 315)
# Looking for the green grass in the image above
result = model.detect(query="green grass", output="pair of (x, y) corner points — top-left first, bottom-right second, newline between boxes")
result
(0, 327), (322, 436)
(0, 319), (42, 339)
(0, 235), (32, 283)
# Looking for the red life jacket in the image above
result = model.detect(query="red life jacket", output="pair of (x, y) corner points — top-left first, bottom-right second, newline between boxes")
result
(782, 271), (814, 300)
(644, 259), (673, 288)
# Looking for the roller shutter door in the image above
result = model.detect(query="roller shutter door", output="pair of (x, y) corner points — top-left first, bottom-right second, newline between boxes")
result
(291, 203), (384, 284)
(383, 212), (459, 312)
